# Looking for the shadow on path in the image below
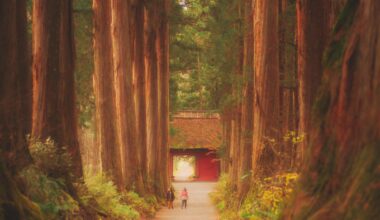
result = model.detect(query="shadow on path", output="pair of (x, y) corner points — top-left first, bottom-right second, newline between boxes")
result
(152, 182), (219, 220)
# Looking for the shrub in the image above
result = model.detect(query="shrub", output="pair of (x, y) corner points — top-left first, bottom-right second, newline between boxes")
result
(83, 173), (139, 219)
(211, 173), (299, 220)
(240, 173), (298, 220)
(28, 137), (71, 176)
(122, 191), (157, 218)
(210, 174), (240, 219)
(18, 166), (79, 219)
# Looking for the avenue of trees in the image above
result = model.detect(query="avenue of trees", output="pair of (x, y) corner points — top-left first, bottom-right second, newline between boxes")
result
(1, 0), (380, 219)
(1, 0), (169, 219)
(171, 0), (380, 219)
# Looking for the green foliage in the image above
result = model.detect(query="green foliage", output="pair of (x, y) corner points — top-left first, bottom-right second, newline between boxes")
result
(73, 0), (92, 11)
(209, 174), (240, 219)
(81, 172), (160, 220)
(22, 138), (158, 219)
(83, 173), (139, 219)
(19, 138), (81, 218)
(239, 173), (298, 220)
(170, 0), (231, 111)
(18, 166), (79, 219)
(211, 173), (299, 220)
(283, 131), (304, 144)
(28, 137), (72, 176)
(122, 192), (157, 218)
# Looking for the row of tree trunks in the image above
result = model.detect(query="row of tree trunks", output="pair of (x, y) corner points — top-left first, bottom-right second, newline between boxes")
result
(92, 0), (169, 195)
(228, 0), (349, 201)
(1, 0), (85, 214)
(221, 0), (300, 200)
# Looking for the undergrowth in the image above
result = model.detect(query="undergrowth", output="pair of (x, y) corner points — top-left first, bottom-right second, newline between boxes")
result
(211, 173), (298, 220)
(81, 173), (139, 219)
(81, 172), (160, 219)
(19, 166), (79, 219)
(16, 137), (159, 219)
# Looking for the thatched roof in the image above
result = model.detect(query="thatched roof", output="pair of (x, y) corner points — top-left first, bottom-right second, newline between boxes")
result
(169, 111), (222, 149)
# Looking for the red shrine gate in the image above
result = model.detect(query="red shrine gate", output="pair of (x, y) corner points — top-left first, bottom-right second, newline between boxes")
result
(169, 148), (220, 181)
(168, 111), (221, 182)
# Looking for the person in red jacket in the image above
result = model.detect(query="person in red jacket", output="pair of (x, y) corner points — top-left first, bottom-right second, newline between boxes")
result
(180, 187), (189, 209)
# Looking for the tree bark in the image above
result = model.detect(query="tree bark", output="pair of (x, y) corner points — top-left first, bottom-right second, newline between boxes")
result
(296, 0), (331, 165)
(220, 114), (231, 174)
(110, 0), (143, 192)
(32, 0), (83, 178)
(93, 0), (123, 187)
(278, 0), (298, 170)
(282, 1), (380, 218)
(134, 0), (148, 191)
(0, 0), (32, 171)
(145, 2), (160, 194)
(157, 0), (170, 196)
(237, 0), (254, 199)
(0, 2), (42, 218)
(252, 0), (280, 177)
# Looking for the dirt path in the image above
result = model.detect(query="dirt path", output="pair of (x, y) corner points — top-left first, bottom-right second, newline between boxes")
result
(153, 182), (219, 220)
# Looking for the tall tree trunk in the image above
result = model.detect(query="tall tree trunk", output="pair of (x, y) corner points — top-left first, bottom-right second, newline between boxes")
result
(296, 0), (331, 165)
(32, 0), (83, 178)
(229, 114), (240, 190)
(278, 0), (298, 170)
(111, 0), (144, 192)
(134, 0), (148, 191)
(0, 2), (42, 218)
(252, 0), (280, 177)
(93, 0), (123, 188)
(0, 0), (32, 171)
(220, 114), (231, 174)
(229, 1), (244, 190)
(145, 2), (160, 194)
(157, 0), (170, 196)
(237, 0), (254, 199)
(282, 1), (380, 218)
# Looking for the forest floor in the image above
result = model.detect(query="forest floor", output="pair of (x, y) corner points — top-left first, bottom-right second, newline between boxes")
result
(152, 182), (219, 220)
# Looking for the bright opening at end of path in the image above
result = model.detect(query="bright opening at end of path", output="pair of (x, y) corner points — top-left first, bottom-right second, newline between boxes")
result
(173, 155), (195, 181)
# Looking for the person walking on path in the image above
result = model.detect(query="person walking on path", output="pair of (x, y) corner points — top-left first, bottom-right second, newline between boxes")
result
(166, 187), (175, 209)
(180, 188), (189, 209)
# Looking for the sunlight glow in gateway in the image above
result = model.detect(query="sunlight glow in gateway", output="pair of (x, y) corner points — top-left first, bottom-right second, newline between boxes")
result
(179, 0), (188, 10)
(173, 156), (195, 181)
